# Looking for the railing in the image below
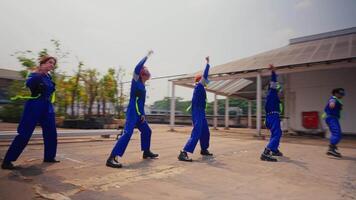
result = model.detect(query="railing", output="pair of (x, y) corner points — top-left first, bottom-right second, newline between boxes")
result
(145, 114), (265, 128)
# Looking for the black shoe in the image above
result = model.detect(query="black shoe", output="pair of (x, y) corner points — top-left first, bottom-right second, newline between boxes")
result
(272, 150), (283, 157)
(260, 148), (277, 162)
(1, 161), (15, 170)
(327, 145), (342, 158)
(143, 150), (159, 159)
(178, 151), (192, 162)
(106, 157), (122, 168)
(200, 149), (213, 156)
(43, 159), (60, 163)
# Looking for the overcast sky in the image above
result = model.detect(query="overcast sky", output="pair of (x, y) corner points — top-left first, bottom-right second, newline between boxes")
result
(1, 0), (356, 104)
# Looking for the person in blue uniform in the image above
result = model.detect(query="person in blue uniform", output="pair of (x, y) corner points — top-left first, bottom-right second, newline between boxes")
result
(260, 64), (284, 162)
(2, 56), (59, 170)
(178, 56), (213, 162)
(106, 50), (158, 168)
(324, 88), (345, 157)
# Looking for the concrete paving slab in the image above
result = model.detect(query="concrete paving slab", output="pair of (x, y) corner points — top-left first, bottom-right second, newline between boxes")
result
(0, 125), (355, 200)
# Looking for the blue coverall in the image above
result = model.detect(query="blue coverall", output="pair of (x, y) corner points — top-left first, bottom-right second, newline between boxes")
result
(183, 63), (210, 153)
(3, 73), (57, 162)
(324, 96), (343, 145)
(265, 71), (282, 152)
(110, 57), (152, 157)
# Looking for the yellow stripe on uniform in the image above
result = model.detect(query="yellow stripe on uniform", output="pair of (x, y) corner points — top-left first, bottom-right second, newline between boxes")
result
(51, 92), (56, 103)
(136, 97), (141, 115)
(10, 94), (41, 101)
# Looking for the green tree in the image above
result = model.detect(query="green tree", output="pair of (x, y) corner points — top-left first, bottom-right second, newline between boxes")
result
(99, 68), (118, 116)
(55, 74), (72, 117)
(69, 61), (84, 118)
(116, 67), (126, 119)
(152, 97), (192, 115)
(82, 68), (99, 117)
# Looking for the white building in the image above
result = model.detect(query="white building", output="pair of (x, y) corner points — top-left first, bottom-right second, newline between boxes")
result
(170, 27), (356, 135)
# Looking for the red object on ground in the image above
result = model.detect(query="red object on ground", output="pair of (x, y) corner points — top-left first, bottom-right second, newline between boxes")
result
(302, 111), (319, 129)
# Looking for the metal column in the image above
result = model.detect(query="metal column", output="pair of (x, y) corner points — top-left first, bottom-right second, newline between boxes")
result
(256, 72), (262, 136)
(213, 94), (218, 130)
(248, 100), (252, 128)
(225, 97), (229, 129)
(170, 82), (176, 131)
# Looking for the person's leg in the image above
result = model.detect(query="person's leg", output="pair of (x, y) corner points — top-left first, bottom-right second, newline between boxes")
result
(266, 115), (282, 152)
(328, 118), (342, 145)
(110, 118), (137, 158)
(40, 112), (58, 162)
(260, 115), (279, 162)
(183, 116), (203, 154)
(107, 118), (137, 168)
(326, 117), (342, 157)
(137, 121), (158, 159)
(178, 113), (203, 162)
(137, 121), (151, 152)
(2, 102), (41, 169)
(200, 118), (212, 156)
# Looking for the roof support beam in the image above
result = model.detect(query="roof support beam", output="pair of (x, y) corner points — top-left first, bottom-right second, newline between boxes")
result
(225, 97), (229, 130)
(175, 83), (251, 100)
(170, 82), (176, 131)
(171, 59), (356, 85)
(213, 94), (218, 130)
(256, 72), (262, 136)
(248, 100), (252, 128)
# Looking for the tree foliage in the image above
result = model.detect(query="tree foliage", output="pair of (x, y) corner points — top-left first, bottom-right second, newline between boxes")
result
(1, 40), (127, 122)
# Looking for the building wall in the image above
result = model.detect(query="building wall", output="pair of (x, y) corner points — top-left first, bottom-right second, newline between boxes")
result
(0, 78), (15, 104)
(286, 67), (356, 134)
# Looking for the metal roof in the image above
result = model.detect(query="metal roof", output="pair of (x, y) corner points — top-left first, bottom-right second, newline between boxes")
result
(171, 27), (356, 99)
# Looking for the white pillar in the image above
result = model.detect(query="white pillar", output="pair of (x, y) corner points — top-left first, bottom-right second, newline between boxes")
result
(283, 74), (289, 132)
(256, 72), (262, 136)
(248, 100), (252, 128)
(213, 94), (218, 130)
(170, 82), (176, 131)
(225, 96), (229, 129)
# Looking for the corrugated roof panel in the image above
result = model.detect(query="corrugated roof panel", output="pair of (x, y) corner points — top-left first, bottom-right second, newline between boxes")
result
(329, 35), (351, 60)
(309, 37), (335, 62)
(293, 42), (319, 64)
(181, 32), (356, 80)
(171, 27), (356, 100)
(208, 81), (224, 91)
(352, 34), (356, 56)
(220, 80), (242, 94)
(209, 79), (235, 91)
(225, 79), (253, 95)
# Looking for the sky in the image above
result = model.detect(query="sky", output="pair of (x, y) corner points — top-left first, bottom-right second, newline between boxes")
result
(1, 0), (356, 104)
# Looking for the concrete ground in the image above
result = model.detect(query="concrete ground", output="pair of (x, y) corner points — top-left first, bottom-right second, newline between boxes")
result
(0, 124), (355, 200)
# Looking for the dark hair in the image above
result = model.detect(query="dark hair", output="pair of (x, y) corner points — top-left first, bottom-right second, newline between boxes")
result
(39, 56), (57, 66)
(332, 88), (345, 95)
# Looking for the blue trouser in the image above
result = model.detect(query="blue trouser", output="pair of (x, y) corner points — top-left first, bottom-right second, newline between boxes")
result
(183, 111), (210, 153)
(266, 114), (282, 152)
(110, 114), (152, 157)
(4, 99), (57, 162)
(325, 117), (342, 145)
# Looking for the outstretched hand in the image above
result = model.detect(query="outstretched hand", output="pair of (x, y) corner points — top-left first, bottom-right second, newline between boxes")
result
(147, 50), (154, 58)
(268, 64), (275, 71)
(205, 56), (210, 63)
(140, 115), (146, 123)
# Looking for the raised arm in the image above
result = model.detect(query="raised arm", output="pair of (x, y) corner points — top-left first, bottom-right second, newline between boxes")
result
(133, 50), (154, 81)
(200, 56), (210, 85)
(268, 64), (278, 90)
